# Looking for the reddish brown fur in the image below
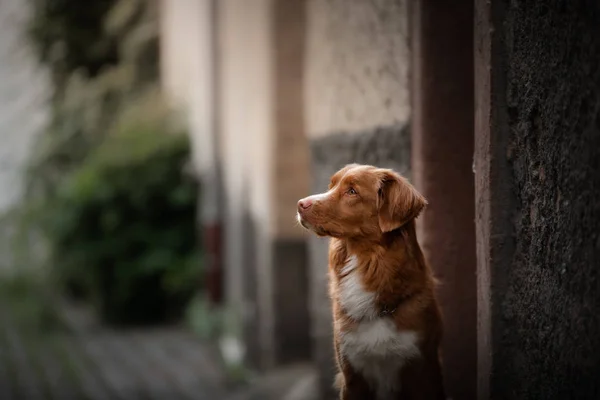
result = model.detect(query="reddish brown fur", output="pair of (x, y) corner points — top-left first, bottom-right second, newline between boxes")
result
(297, 164), (446, 400)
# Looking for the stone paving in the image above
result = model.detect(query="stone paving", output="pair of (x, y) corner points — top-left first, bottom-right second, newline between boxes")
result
(0, 302), (229, 400)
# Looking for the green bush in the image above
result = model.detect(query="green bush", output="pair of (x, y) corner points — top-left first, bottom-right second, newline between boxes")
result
(42, 92), (202, 326)
(22, 68), (143, 303)
(20, 0), (194, 326)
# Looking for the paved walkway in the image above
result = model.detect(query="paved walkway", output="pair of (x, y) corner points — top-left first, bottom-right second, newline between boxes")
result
(0, 302), (228, 400)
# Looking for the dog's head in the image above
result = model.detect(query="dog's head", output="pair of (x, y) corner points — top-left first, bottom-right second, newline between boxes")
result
(296, 164), (427, 239)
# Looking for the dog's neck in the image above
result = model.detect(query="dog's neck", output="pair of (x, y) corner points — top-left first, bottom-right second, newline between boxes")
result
(334, 220), (431, 308)
(344, 220), (424, 262)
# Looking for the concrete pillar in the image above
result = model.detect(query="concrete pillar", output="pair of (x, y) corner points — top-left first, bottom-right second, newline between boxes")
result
(475, 0), (600, 398)
(271, 0), (312, 365)
(216, 0), (310, 370)
(473, 2), (510, 397)
(159, 0), (223, 304)
(217, 0), (274, 369)
(410, 0), (476, 398)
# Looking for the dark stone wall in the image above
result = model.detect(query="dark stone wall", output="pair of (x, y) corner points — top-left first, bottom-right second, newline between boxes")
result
(272, 239), (311, 365)
(479, 1), (600, 398)
(308, 123), (411, 399)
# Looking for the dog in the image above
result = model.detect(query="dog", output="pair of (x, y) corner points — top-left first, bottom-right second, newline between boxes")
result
(297, 164), (446, 400)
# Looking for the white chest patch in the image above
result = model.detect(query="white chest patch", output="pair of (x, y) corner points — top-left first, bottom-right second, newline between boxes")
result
(336, 256), (421, 398)
(338, 256), (377, 320)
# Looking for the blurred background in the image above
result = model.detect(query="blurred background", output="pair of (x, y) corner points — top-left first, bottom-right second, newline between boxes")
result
(0, 0), (598, 399)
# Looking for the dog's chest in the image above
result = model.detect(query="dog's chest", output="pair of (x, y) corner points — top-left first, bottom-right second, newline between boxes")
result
(336, 257), (420, 397)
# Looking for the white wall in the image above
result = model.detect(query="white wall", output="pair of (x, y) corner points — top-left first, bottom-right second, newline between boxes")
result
(217, 0), (276, 367)
(0, 0), (50, 214)
(159, 0), (219, 224)
(305, 0), (410, 138)
(0, 0), (51, 272)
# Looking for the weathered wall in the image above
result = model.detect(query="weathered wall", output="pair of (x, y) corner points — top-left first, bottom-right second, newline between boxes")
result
(159, 0), (224, 304)
(475, 0), (600, 398)
(159, 0), (219, 220)
(215, 0), (311, 370)
(304, 0), (411, 397)
(305, 0), (410, 139)
(271, 0), (312, 365)
(272, 0), (310, 240)
(216, 0), (275, 369)
(0, 0), (51, 271)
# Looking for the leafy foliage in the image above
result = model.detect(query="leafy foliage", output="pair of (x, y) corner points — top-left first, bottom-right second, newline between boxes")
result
(42, 92), (202, 325)
(27, 0), (120, 88)
(17, 0), (201, 326)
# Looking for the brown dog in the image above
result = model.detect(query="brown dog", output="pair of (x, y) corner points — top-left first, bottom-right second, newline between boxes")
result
(297, 164), (445, 400)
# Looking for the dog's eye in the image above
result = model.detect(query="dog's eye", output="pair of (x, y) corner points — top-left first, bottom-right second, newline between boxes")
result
(347, 187), (357, 195)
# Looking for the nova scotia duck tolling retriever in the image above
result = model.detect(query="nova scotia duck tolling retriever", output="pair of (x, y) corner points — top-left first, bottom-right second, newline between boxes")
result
(296, 164), (446, 400)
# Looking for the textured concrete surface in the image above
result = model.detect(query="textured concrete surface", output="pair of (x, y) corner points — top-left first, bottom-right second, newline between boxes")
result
(272, 0), (310, 239)
(304, 0), (410, 138)
(308, 124), (411, 399)
(475, 0), (600, 398)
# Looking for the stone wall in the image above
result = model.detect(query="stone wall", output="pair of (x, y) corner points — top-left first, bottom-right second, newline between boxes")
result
(304, 0), (411, 397)
(475, 0), (600, 398)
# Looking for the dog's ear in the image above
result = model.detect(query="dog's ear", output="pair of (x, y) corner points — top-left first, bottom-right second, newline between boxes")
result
(377, 170), (427, 232)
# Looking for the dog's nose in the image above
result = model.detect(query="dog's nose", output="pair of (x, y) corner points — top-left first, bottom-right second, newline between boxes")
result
(298, 198), (313, 210)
